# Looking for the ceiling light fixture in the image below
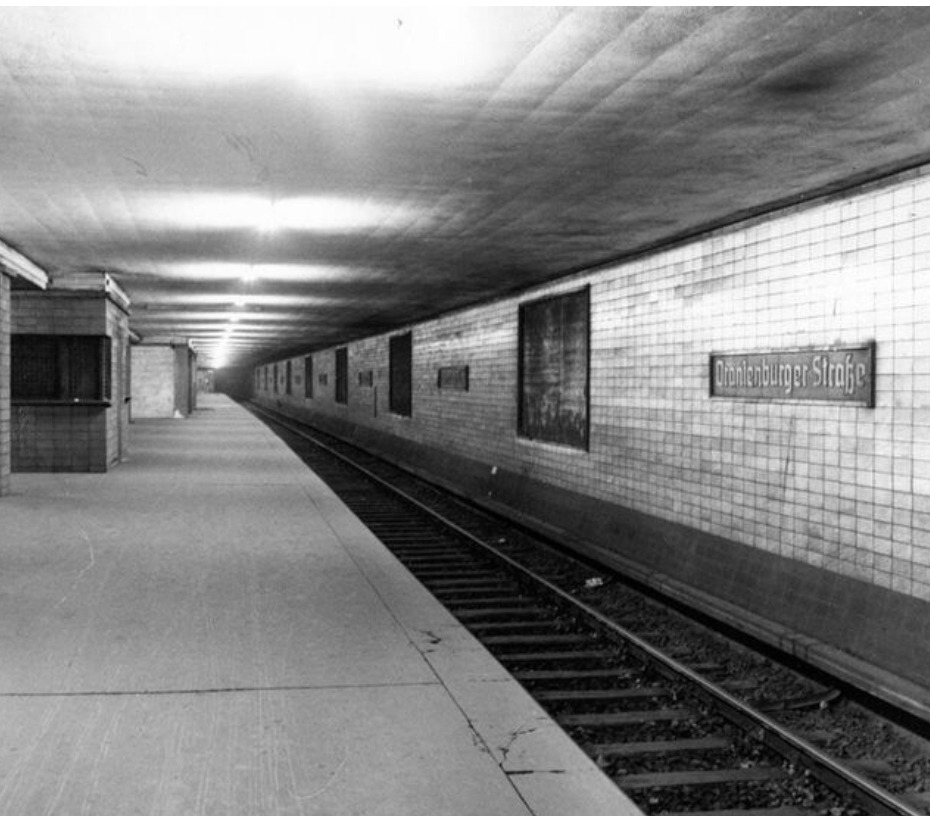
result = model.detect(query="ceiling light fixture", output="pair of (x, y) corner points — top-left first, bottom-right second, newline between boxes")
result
(67, 8), (485, 88)
(153, 261), (380, 282)
(132, 193), (406, 233)
(241, 266), (258, 284)
(258, 200), (279, 234)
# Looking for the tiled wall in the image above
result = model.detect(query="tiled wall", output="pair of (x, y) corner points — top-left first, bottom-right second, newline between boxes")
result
(256, 166), (930, 606)
(0, 273), (10, 495)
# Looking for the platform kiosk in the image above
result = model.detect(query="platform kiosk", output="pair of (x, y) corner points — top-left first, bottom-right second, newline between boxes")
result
(10, 271), (130, 473)
(0, 243), (49, 493)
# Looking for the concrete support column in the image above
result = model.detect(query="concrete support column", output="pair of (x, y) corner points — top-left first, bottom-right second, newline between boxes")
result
(0, 272), (10, 496)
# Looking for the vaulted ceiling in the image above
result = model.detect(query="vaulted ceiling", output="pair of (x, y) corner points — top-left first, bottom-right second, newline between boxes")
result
(2, 7), (930, 368)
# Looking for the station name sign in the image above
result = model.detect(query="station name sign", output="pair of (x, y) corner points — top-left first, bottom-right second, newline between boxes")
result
(710, 344), (875, 406)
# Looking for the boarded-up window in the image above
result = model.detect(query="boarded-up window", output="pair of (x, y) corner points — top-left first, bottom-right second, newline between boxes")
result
(389, 332), (412, 416)
(304, 356), (313, 399)
(335, 348), (348, 404)
(518, 287), (589, 449)
(285, 360), (292, 395)
(11, 335), (112, 402)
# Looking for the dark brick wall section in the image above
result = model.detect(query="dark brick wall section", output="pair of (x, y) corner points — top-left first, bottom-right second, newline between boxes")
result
(12, 292), (108, 334)
(12, 405), (109, 472)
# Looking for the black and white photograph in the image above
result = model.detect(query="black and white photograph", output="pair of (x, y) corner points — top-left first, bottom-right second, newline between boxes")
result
(0, 7), (929, 815)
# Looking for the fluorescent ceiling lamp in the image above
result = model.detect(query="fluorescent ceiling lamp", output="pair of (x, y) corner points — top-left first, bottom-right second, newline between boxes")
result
(136, 293), (338, 308)
(250, 263), (385, 282)
(241, 266), (258, 284)
(133, 193), (413, 233)
(134, 312), (322, 325)
(258, 201), (279, 235)
(65, 7), (485, 88)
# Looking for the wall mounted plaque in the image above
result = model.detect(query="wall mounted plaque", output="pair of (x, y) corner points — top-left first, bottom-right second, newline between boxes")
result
(438, 365), (469, 391)
(710, 343), (875, 407)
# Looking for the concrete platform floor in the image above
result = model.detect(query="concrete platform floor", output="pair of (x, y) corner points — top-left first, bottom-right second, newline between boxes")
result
(0, 394), (641, 816)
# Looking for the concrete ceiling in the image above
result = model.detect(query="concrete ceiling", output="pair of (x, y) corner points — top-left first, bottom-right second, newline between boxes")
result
(2, 6), (930, 368)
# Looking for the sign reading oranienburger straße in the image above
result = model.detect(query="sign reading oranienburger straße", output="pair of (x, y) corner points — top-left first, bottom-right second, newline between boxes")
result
(710, 344), (875, 407)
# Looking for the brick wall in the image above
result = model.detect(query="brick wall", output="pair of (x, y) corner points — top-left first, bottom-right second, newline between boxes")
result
(0, 273), (10, 495)
(106, 297), (130, 463)
(132, 346), (177, 418)
(12, 405), (109, 472)
(131, 342), (199, 419)
(253, 165), (930, 696)
(12, 292), (108, 334)
(11, 287), (129, 472)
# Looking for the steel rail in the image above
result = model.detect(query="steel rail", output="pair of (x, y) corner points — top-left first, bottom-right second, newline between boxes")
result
(251, 404), (923, 816)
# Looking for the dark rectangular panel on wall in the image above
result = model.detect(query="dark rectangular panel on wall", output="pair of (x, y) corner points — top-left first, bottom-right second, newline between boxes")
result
(304, 356), (313, 398)
(100, 339), (112, 401)
(273, 363), (279, 394)
(518, 287), (590, 449)
(389, 332), (412, 416)
(438, 365), (469, 391)
(335, 348), (348, 404)
(285, 360), (292, 395)
(11, 335), (57, 399)
(12, 335), (111, 402)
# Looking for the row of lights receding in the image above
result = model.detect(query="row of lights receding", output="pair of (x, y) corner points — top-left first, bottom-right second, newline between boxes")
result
(213, 282), (254, 368)
(213, 207), (277, 368)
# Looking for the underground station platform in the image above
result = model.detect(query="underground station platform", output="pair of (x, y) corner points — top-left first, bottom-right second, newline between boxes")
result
(0, 393), (639, 816)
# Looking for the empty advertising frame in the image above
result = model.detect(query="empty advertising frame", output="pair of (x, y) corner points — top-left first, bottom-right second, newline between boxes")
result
(335, 347), (348, 404)
(518, 287), (590, 450)
(389, 332), (412, 416)
(12, 334), (112, 403)
(304, 355), (313, 399)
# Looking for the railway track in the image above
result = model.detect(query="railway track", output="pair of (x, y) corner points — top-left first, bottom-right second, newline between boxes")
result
(248, 403), (928, 816)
